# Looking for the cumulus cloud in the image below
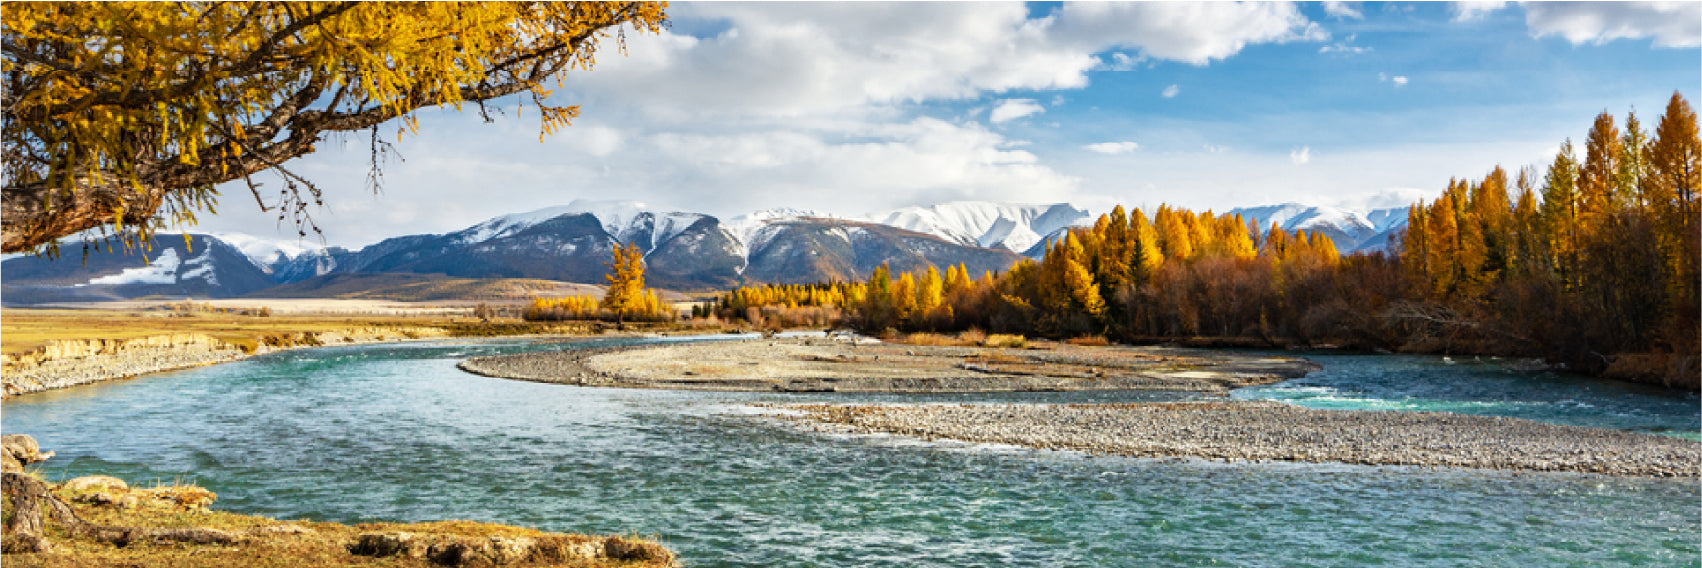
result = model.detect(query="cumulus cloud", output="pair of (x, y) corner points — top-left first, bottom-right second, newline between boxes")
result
(574, 2), (1328, 117)
(192, 3), (1332, 246)
(1451, 1), (1508, 22)
(990, 99), (1046, 124)
(1523, 1), (1702, 48)
(1084, 141), (1141, 154)
(1379, 72), (1409, 86)
(1322, 1), (1364, 19)
(1049, 2), (1329, 66)
(1162, 84), (1181, 98)
(1290, 146), (1312, 165)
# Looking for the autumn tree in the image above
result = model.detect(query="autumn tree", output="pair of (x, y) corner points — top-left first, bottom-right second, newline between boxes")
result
(1, 2), (666, 254)
(600, 242), (647, 323)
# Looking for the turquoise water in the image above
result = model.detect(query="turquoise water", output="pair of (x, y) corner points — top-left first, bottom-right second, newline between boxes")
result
(3, 338), (1697, 567)
(1233, 352), (1702, 441)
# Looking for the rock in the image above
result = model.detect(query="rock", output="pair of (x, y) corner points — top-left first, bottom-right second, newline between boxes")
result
(1, 434), (54, 472)
(349, 532), (426, 559)
(253, 524), (315, 535)
(604, 535), (674, 562)
(62, 475), (128, 493)
(485, 536), (537, 564)
(139, 485), (218, 511)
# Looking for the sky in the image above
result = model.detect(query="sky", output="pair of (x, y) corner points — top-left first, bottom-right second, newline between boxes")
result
(191, 1), (1701, 248)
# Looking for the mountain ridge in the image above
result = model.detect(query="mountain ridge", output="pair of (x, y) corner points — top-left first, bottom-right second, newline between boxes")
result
(2, 199), (1410, 304)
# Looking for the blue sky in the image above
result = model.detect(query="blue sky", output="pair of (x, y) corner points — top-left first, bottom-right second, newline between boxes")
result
(197, 1), (1701, 248)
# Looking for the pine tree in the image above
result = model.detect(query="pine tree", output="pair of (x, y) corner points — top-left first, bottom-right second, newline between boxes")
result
(1579, 111), (1624, 231)
(1541, 140), (1582, 288)
(1129, 208), (1163, 282)
(919, 265), (944, 315)
(893, 272), (919, 322)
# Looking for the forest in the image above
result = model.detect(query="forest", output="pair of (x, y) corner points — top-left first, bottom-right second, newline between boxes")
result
(709, 93), (1700, 389)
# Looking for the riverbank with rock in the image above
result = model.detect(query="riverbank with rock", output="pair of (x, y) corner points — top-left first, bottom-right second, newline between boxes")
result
(0, 435), (676, 567)
(775, 401), (1701, 477)
(458, 337), (1321, 393)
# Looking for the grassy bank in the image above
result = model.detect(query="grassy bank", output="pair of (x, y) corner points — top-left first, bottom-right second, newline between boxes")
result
(0, 307), (609, 356)
(2, 473), (675, 567)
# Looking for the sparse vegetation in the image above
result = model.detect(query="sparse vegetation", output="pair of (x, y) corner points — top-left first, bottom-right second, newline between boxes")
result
(1, 473), (677, 568)
(984, 334), (1029, 349)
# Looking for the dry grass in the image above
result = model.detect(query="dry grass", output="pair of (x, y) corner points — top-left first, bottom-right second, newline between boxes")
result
(983, 334), (1029, 349)
(892, 332), (965, 346)
(0, 308), (604, 356)
(956, 328), (988, 346)
(1065, 335), (1111, 347)
(2, 480), (676, 568)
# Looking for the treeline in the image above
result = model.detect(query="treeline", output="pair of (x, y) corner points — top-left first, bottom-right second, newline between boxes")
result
(711, 92), (1699, 389)
(525, 243), (674, 323)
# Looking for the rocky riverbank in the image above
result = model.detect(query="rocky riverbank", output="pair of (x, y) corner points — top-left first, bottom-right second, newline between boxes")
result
(1, 327), (455, 397)
(777, 401), (1701, 477)
(458, 338), (1321, 393)
(0, 435), (676, 567)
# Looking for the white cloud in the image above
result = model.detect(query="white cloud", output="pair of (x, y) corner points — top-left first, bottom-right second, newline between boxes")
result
(1523, 1), (1702, 48)
(1322, 2), (1364, 20)
(1084, 141), (1141, 154)
(989, 99), (1046, 123)
(1392, 75), (1409, 86)
(185, 3), (1338, 247)
(1290, 146), (1311, 165)
(1451, 1), (1508, 22)
(1319, 34), (1371, 54)
(575, 2), (1327, 117)
(1050, 2), (1328, 66)
(1203, 144), (1230, 153)
(1162, 84), (1181, 98)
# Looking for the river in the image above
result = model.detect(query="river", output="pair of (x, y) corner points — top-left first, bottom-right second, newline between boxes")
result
(4, 336), (1697, 567)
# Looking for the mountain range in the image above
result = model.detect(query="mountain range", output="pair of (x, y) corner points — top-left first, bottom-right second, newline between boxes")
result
(0, 200), (1409, 304)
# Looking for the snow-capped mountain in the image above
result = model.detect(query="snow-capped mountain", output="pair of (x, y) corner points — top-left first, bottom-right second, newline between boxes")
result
(1229, 203), (1411, 253)
(1, 235), (278, 303)
(1, 199), (1421, 304)
(862, 202), (1088, 254)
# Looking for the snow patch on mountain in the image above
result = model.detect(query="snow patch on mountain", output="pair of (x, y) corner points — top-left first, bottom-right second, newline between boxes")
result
(862, 202), (1088, 253)
(455, 200), (707, 253)
(87, 248), (181, 286)
(204, 232), (323, 272)
(722, 207), (835, 272)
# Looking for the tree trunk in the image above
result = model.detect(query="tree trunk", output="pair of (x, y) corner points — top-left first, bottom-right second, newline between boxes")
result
(2, 471), (237, 553)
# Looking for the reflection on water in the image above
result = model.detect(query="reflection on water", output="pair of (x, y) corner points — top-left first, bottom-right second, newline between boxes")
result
(4, 338), (1698, 567)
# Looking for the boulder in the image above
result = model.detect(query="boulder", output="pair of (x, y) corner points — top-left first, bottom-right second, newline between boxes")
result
(1, 434), (54, 472)
(62, 475), (128, 493)
(349, 532), (426, 559)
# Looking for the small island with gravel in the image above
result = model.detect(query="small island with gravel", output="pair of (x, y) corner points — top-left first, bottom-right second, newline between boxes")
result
(458, 336), (1700, 477)
(458, 336), (1320, 394)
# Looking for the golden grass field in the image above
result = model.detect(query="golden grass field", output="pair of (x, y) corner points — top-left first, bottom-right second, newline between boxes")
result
(0, 301), (540, 356)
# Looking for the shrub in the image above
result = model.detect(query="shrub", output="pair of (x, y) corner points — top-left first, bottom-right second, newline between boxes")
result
(1066, 335), (1110, 346)
(984, 334), (1028, 348)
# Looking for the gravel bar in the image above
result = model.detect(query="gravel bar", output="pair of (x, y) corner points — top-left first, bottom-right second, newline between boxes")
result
(777, 401), (1701, 477)
(458, 338), (1320, 393)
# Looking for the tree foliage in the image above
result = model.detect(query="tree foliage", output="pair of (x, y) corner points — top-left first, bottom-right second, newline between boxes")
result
(1, 1), (667, 254)
(708, 93), (1700, 389)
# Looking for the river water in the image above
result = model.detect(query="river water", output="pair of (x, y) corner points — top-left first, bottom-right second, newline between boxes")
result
(4, 337), (1698, 567)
